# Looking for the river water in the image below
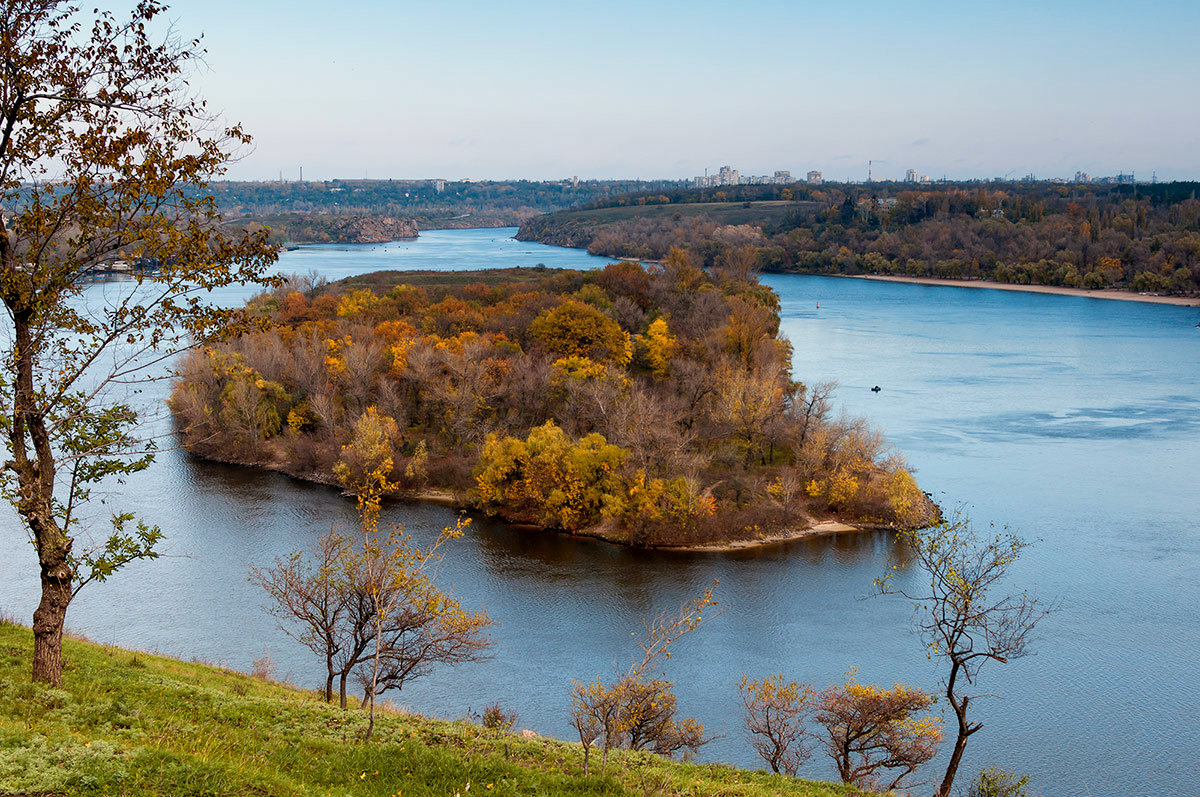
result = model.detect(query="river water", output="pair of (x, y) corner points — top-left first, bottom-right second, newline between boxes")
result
(1, 228), (1197, 796)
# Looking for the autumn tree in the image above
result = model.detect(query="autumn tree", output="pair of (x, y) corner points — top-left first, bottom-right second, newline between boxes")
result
(876, 519), (1053, 797)
(569, 584), (717, 775)
(0, 1), (277, 684)
(251, 516), (491, 723)
(248, 530), (354, 703)
(815, 674), (943, 792)
(739, 674), (816, 776)
(633, 317), (677, 378)
(529, 299), (631, 364)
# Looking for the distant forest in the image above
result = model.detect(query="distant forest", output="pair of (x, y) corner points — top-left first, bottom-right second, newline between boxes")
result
(517, 181), (1200, 295)
(209, 178), (685, 243)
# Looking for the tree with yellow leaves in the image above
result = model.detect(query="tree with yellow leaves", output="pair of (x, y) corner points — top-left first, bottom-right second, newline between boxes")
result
(473, 421), (627, 531)
(253, 458), (491, 738)
(569, 584), (717, 774)
(815, 672), (943, 792)
(529, 299), (631, 365)
(634, 317), (678, 378)
(0, 1), (278, 685)
(739, 674), (817, 776)
(876, 518), (1053, 797)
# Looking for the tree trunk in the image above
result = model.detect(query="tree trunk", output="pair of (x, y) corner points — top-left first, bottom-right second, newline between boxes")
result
(936, 666), (972, 797)
(10, 310), (71, 686)
(339, 671), (349, 709)
(32, 553), (71, 685)
(937, 722), (970, 797)
(365, 617), (380, 741)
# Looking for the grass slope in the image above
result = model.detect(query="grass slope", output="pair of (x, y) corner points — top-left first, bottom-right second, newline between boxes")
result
(0, 622), (857, 796)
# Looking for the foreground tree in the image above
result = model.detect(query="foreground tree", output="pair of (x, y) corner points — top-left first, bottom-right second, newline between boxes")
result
(739, 673), (816, 777)
(877, 519), (1053, 796)
(251, 522), (491, 716)
(569, 584), (716, 775)
(346, 462), (491, 740)
(814, 674), (942, 792)
(0, 1), (277, 684)
(248, 530), (354, 704)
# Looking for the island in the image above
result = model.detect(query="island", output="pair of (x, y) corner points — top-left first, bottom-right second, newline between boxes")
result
(170, 259), (935, 547)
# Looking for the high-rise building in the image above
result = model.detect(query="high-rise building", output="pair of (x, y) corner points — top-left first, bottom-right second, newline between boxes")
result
(905, 169), (918, 183)
(773, 170), (792, 184)
(806, 170), (823, 185)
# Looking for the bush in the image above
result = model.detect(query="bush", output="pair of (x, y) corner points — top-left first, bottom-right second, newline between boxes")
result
(480, 702), (518, 734)
(968, 768), (1031, 797)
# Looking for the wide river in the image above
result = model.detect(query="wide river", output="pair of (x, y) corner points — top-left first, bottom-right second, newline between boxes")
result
(2, 228), (1197, 796)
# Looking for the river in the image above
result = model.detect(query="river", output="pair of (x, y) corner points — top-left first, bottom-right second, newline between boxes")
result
(1, 227), (1196, 796)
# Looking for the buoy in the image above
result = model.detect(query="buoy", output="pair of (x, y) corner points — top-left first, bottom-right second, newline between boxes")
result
(816, 302), (820, 309)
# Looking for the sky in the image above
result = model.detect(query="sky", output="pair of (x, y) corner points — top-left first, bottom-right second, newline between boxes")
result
(154, 0), (1200, 182)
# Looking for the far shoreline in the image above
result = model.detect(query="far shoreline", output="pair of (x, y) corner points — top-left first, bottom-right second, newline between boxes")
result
(840, 274), (1200, 307)
(512, 233), (1200, 308)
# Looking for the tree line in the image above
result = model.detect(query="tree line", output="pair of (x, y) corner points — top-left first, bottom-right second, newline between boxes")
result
(519, 182), (1200, 296)
(207, 177), (688, 237)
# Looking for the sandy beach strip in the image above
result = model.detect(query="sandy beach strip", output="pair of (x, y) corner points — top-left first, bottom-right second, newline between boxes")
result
(842, 274), (1200, 307)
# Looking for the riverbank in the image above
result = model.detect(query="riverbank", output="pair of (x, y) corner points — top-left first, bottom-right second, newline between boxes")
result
(0, 621), (856, 796)
(843, 274), (1200, 307)
(186, 449), (890, 554)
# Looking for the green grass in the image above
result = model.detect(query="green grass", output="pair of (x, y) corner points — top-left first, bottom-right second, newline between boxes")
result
(0, 621), (857, 796)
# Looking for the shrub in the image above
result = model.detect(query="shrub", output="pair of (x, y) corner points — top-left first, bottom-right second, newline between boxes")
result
(969, 768), (1032, 797)
(481, 702), (518, 734)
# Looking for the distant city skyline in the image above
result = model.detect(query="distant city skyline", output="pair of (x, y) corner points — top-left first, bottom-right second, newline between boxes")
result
(158, 0), (1200, 182)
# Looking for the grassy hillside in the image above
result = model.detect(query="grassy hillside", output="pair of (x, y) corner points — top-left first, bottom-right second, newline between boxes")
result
(0, 621), (858, 796)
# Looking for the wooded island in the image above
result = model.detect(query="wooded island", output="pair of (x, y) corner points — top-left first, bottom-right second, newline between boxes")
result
(171, 256), (933, 546)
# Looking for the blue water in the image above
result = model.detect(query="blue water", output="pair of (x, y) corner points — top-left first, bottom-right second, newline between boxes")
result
(1, 229), (1197, 796)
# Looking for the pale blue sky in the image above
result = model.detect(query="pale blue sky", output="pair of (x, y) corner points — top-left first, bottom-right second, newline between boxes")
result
(160, 0), (1200, 181)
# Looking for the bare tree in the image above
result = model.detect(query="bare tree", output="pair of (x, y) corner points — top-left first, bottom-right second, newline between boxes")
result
(876, 518), (1054, 797)
(249, 530), (352, 703)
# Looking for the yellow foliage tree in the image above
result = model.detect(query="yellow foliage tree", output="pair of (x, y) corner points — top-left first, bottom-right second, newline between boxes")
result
(816, 672), (943, 792)
(529, 300), (631, 365)
(635, 317), (678, 378)
(333, 407), (400, 493)
(473, 421), (627, 530)
(336, 288), (383, 321)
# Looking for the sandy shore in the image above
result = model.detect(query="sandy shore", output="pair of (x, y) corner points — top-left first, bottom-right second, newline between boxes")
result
(844, 274), (1200, 307)
(657, 520), (869, 553)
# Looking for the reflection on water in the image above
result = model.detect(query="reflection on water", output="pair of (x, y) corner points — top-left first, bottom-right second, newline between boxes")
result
(0, 232), (1197, 797)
